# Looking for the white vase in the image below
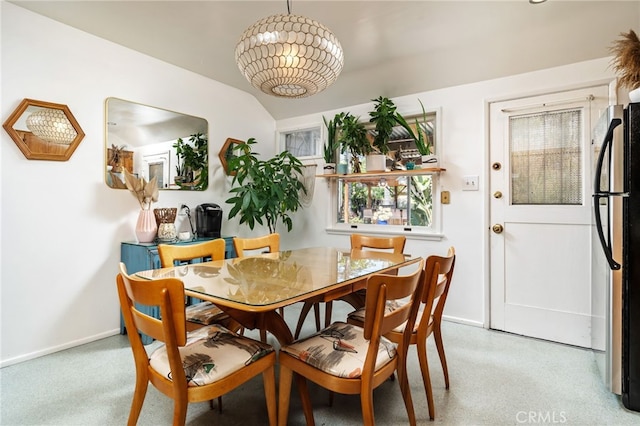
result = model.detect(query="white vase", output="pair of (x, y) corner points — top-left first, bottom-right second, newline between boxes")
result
(629, 87), (640, 103)
(135, 209), (157, 243)
(365, 154), (386, 172)
(323, 162), (336, 174)
(421, 154), (438, 167)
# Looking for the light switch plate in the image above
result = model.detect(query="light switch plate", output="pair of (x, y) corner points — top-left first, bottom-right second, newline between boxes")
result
(441, 190), (450, 204)
(463, 175), (479, 191)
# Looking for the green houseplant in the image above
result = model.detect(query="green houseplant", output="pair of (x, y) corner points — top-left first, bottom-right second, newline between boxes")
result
(338, 112), (370, 173)
(367, 96), (398, 171)
(394, 100), (435, 165)
(173, 133), (208, 190)
(369, 96), (397, 155)
(225, 138), (307, 233)
(322, 112), (344, 174)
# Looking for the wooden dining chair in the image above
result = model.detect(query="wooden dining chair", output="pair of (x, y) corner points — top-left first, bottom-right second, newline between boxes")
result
(117, 263), (277, 426)
(293, 233), (406, 339)
(157, 239), (237, 332)
(278, 260), (424, 426)
(232, 233), (282, 341)
(347, 247), (456, 420)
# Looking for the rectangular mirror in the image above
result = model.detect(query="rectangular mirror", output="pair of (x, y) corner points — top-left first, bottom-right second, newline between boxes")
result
(105, 97), (208, 190)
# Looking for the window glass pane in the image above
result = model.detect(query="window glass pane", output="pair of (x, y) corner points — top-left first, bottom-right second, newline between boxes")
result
(510, 109), (582, 205)
(283, 127), (321, 158)
(336, 174), (432, 227)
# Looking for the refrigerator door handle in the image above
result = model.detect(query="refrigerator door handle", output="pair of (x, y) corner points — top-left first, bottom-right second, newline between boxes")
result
(593, 193), (621, 270)
(594, 118), (622, 194)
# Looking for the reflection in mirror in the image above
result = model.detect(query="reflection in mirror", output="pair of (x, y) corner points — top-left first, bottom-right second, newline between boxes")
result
(105, 97), (208, 190)
(2, 98), (85, 161)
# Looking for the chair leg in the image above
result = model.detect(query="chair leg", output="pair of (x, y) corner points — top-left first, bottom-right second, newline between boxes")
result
(127, 374), (149, 426)
(433, 324), (450, 389)
(360, 387), (375, 426)
(260, 329), (267, 343)
(263, 365), (277, 426)
(172, 397), (188, 426)
(416, 339), (435, 420)
(296, 373), (315, 426)
(397, 352), (417, 426)
(277, 366), (293, 426)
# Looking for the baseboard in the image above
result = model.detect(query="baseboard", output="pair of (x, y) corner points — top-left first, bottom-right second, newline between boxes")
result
(0, 328), (121, 368)
(442, 315), (484, 328)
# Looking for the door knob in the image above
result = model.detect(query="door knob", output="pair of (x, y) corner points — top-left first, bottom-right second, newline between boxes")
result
(492, 162), (502, 170)
(492, 224), (504, 234)
(493, 191), (503, 199)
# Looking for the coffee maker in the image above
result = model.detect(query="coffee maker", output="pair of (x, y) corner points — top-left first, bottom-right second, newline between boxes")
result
(195, 203), (222, 238)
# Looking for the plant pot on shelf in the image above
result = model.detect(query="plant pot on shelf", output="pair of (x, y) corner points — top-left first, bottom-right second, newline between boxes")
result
(337, 163), (348, 174)
(365, 154), (386, 172)
(323, 163), (336, 174)
(421, 154), (438, 167)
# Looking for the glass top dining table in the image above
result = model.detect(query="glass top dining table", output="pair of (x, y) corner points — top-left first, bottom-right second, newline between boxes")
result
(135, 246), (421, 344)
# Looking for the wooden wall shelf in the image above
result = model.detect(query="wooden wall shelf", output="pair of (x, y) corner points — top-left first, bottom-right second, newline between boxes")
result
(318, 167), (445, 180)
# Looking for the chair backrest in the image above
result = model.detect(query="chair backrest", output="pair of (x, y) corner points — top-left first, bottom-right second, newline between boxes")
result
(157, 238), (226, 268)
(350, 233), (406, 254)
(362, 259), (425, 344)
(233, 233), (280, 258)
(116, 262), (190, 388)
(419, 247), (456, 330)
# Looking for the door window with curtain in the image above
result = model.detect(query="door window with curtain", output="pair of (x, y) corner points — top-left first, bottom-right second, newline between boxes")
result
(510, 108), (582, 205)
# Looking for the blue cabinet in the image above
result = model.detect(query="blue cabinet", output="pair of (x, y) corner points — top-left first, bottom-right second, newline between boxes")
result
(119, 236), (236, 343)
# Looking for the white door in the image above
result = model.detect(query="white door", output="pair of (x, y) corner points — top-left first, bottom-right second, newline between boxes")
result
(489, 85), (609, 348)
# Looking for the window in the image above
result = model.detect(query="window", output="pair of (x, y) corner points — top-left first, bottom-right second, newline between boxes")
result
(279, 126), (322, 159)
(329, 109), (441, 237)
(510, 109), (582, 205)
(336, 174), (434, 227)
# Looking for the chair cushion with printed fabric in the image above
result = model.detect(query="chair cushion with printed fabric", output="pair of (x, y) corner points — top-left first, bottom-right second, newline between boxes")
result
(280, 322), (397, 379)
(348, 301), (426, 333)
(185, 301), (229, 325)
(149, 324), (274, 387)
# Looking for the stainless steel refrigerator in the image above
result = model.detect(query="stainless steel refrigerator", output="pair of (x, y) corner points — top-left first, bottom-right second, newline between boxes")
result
(592, 102), (640, 411)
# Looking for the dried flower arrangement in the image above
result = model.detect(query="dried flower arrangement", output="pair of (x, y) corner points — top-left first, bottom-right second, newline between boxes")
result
(123, 169), (159, 210)
(610, 29), (640, 91)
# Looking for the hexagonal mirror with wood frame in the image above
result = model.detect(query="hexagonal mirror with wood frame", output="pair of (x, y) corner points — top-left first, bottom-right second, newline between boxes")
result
(219, 137), (244, 176)
(2, 98), (85, 161)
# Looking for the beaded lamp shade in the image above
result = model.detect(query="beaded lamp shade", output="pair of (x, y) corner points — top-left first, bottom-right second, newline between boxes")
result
(25, 108), (77, 145)
(235, 13), (344, 98)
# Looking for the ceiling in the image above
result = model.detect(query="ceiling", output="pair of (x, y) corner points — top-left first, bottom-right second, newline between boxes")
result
(10, 1), (639, 120)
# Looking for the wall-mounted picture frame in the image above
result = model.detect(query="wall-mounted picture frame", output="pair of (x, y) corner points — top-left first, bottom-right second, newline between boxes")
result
(278, 125), (322, 160)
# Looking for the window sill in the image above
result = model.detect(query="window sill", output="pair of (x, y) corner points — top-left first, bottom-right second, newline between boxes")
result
(326, 226), (444, 241)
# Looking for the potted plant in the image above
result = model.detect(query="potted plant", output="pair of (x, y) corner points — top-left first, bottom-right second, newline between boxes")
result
(367, 96), (396, 171)
(173, 133), (208, 190)
(108, 144), (126, 172)
(322, 113), (344, 174)
(610, 29), (640, 102)
(225, 138), (307, 233)
(394, 100), (436, 166)
(338, 112), (370, 173)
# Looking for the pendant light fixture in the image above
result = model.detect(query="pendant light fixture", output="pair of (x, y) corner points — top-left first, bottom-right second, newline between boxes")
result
(235, 0), (344, 98)
(26, 108), (78, 145)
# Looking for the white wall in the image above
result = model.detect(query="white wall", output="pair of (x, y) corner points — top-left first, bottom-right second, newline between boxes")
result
(0, 2), (619, 366)
(0, 3), (276, 366)
(276, 58), (616, 329)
